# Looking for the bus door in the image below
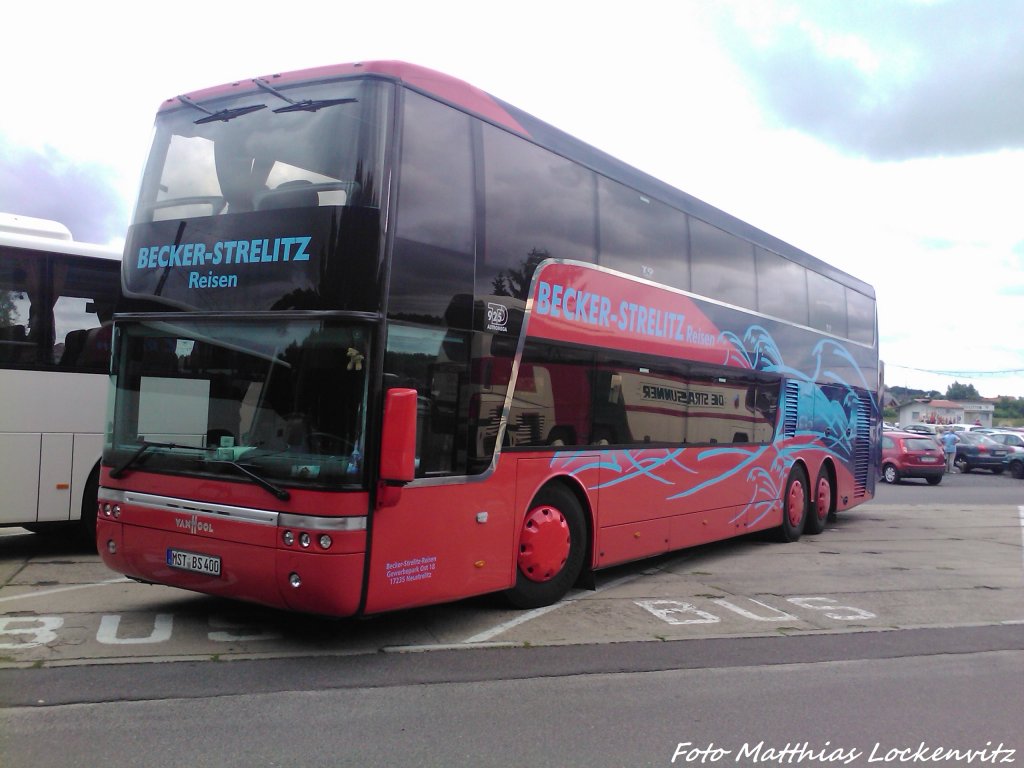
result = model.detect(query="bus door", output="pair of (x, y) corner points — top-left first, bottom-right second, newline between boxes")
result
(367, 325), (518, 614)
(362, 467), (516, 614)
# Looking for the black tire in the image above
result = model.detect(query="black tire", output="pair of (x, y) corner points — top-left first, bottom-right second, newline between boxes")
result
(1010, 460), (1024, 480)
(925, 475), (942, 485)
(504, 484), (586, 609)
(881, 463), (900, 484)
(804, 465), (833, 535)
(955, 456), (970, 473)
(775, 465), (808, 542)
(991, 467), (1005, 475)
(78, 466), (100, 548)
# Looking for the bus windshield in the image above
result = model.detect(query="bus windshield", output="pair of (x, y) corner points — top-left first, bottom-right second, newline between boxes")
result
(106, 318), (370, 489)
(135, 78), (389, 223)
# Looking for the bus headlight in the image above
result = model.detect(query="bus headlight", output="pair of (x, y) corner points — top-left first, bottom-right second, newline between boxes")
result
(318, 534), (332, 550)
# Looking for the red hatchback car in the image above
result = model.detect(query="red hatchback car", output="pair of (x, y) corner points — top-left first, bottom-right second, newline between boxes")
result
(881, 430), (945, 484)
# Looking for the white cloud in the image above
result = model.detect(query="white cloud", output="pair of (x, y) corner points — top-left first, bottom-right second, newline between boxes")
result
(3, 0), (1022, 397)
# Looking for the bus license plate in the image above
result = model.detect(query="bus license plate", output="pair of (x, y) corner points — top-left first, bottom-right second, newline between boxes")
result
(167, 548), (221, 577)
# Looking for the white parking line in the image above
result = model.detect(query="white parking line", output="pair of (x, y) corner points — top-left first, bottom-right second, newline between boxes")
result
(1018, 506), (1024, 573)
(462, 571), (645, 644)
(0, 577), (130, 604)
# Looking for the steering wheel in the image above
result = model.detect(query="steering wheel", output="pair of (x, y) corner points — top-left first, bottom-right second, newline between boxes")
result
(308, 432), (352, 455)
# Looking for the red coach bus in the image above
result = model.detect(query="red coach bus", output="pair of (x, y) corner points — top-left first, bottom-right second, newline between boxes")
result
(97, 62), (880, 616)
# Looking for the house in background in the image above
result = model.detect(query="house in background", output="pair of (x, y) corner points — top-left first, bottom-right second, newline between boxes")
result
(897, 398), (994, 429)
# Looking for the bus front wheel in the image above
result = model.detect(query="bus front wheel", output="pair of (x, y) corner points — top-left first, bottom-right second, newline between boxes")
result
(505, 484), (586, 609)
(775, 465), (809, 542)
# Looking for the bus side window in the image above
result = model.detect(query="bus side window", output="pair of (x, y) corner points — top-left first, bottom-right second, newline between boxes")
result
(385, 324), (471, 477)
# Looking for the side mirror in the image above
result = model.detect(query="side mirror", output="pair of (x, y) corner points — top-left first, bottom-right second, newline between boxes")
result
(380, 387), (417, 485)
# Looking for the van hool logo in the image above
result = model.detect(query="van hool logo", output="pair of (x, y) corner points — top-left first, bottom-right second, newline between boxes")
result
(486, 302), (509, 332)
(175, 515), (214, 534)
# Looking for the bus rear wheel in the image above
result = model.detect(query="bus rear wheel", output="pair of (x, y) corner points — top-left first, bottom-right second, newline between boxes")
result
(505, 484), (585, 609)
(804, 466), (832, 535)
(775, 465), (808, 542)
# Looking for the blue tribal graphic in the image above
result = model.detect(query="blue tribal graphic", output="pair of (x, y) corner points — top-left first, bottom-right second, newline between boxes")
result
(551, 324), (876, 527)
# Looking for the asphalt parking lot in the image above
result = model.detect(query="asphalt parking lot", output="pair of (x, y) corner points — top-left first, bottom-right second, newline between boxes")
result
(1, 472), (1021, 667)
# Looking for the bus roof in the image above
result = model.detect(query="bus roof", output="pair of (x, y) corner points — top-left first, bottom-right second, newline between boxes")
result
(160, 61), (872, 298)
(0, 212), (73, 241)
(0, 213), (121, 261)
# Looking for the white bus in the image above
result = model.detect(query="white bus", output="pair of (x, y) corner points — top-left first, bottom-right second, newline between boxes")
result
(0, 213), (121, 543)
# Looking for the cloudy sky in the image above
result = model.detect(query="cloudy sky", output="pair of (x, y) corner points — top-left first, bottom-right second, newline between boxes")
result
(3, 0), (1022, 398)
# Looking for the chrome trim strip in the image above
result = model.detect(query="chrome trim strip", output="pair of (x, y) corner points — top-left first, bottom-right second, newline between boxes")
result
(100, 488), (278, 525)
(99, 488), (367, 531)
(279, 513), (367, 531)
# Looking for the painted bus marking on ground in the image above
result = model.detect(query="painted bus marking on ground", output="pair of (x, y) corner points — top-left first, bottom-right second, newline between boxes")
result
(635, 596), (877, 625)
(0, 614), (284, 650)
(0, 595), (875, 650)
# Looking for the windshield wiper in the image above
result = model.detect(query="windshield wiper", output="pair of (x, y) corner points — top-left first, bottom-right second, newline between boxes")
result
(177, 94), (267, 124)
(109, 440), (212, 478)
(110, 440), (290, 501)
(253, 78), (357, 113)
(209, 459), (290, 501)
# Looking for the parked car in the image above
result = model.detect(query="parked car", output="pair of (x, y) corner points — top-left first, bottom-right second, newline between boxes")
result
(952, 431), (1008, 474)
(902, 423), (940, 435)
(880, 430), (945, 484)
(985, 431), (1024, 479)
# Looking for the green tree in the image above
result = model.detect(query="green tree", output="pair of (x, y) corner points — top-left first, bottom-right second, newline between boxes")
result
(0, 290), (18, 328)
(491, 248), (550, 300)
(945, 381), (980, 400)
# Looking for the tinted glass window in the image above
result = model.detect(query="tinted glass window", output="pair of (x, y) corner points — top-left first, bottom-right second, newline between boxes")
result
(0, 248), (42, 366)
(508, 341), (778, 448)
(136, 79), (388, 222)
(53, 255), (119, 371)
(390, 92), (475, 326)
(597, 177), (689, 290)
(807, 271), (847, 337)
(384, 324), (474, 476)
(481, 124), (596, 308)
(755, 247), (809, 326)
(846, 288), (875, 345)
(689, 218), (756, 309)
(0, 248), (119, 371)
(108, 319), (369, 489)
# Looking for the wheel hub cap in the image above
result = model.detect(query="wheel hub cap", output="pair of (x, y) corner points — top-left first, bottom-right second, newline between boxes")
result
(815, 477), (830, 521)
(517, 505), (570, 583)
(787, 481), (806, 527)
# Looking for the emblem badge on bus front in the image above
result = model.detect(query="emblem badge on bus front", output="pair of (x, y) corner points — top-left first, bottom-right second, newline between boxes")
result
(174, 515), (214, 535)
